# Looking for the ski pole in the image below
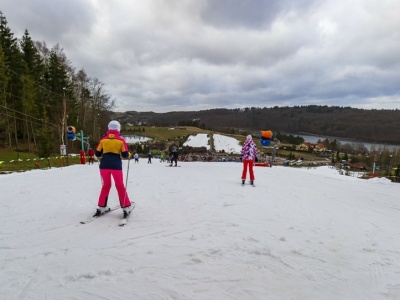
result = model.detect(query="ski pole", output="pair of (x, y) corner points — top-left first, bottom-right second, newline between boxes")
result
(97, 159), (104, 186)
(122, 158), (131, 208)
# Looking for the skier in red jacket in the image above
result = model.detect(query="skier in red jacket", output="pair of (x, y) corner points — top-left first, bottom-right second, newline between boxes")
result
(88, 148), (95, 164)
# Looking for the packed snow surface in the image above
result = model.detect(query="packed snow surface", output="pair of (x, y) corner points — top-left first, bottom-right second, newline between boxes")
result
(184, 133), (242, 154)
(1, 161), (400, 300)
(213, 134), (242, 154)
(183, 133), (211, 150)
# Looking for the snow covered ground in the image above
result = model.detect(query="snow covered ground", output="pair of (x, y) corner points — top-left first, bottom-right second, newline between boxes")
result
(1, 160), (400, 300)
(184, 133), (242, 154)
(213, 134), (242, 154)
(183, 133), (211, 150)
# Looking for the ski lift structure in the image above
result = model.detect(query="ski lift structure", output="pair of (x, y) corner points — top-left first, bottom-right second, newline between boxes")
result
(67, 126), (90, 151)
(259, 130), (280, 167)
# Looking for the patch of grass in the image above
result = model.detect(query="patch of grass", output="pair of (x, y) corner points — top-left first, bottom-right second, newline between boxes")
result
(0, 149), (36, 161)
(0, 147), (82, 173)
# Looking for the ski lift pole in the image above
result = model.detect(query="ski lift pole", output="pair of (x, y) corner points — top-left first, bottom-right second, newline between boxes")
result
(80, 130), (84, 151)
(270, 139), (280, 167)
(79, 130), (86, 164)
(371, 161), (376, 178)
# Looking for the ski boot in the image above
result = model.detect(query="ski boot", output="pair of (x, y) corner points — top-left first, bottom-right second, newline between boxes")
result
(93, 206), (110, 217)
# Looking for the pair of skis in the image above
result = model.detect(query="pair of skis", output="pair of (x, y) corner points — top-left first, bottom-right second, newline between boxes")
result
(80, 204), (135, 226)
(241, 181), (255, 187)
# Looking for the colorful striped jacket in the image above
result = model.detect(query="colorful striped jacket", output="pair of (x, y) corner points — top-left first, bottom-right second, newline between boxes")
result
(95, 130), (130, 170)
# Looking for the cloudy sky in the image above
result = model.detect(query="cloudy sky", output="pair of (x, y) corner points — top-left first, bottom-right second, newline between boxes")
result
(2, 0), (400, 112)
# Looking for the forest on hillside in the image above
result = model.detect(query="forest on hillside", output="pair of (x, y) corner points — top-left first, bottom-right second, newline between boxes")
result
(115, 106), (400, 144)
(0, 12), (114, 156)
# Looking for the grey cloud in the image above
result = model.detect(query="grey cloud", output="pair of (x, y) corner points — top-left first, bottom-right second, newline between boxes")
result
(201, 0), (317, 29)
(3, 0), (95, 43)
(1, 0), (399, 112)
(201, 0), (282, 29)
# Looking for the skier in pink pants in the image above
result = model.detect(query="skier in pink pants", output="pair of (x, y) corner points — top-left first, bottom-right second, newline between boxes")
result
(94, 120), (133, 217)
(241, 134), (258, 186)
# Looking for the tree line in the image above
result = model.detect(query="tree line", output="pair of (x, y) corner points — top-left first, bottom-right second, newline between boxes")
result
(0, 12), (114, 156)
(118, 106), (400, 145)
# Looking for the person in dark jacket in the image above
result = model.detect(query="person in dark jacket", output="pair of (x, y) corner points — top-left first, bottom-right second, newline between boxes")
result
(169, 144), (179, 166)
(94, 120), (133, 217)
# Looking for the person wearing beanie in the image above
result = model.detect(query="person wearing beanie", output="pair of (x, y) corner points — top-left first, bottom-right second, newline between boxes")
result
(107, 120), (121, 131)
(94, 120), (133, 217)
(240, 134), (258, 186)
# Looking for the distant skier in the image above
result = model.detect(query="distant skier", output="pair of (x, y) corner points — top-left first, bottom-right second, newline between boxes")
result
(148, 152), (152, 163)
(94, 120), (133, 217)
(169, 144), (179, 166)
(240, 134), (258, 186)
(133, 153), (139, 163)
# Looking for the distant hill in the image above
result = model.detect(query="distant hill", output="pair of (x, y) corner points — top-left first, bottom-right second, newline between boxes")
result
(112, 106), (400, 144)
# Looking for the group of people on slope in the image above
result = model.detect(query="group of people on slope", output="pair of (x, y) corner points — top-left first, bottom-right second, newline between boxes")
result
(127, 149), (176, 165)
(92, 120), (258, 217)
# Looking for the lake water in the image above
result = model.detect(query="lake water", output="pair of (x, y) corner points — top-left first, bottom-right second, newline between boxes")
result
(123, 136), (152, 144)
(298, 134), (400, 150)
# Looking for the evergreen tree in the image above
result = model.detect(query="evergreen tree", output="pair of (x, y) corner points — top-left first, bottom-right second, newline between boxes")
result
(344, 153), (349, 161)
(0, 46), (11, 145)
(74, 69), (91, 132)
(44, 47), (71, 145)
(0, 12), (24, 147)
(36, 126), (55, 158)
(0, 11), (131, 155)
(395, 165), (400, 178)
(20, 29), (44, 149)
